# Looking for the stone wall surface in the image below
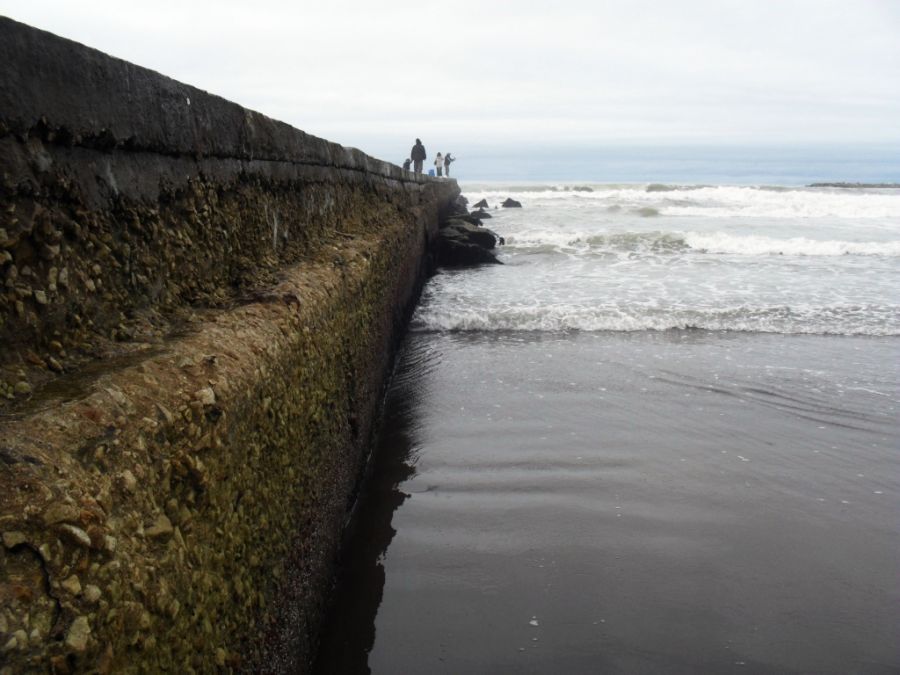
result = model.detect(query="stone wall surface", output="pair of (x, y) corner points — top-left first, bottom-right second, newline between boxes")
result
(0, 17), (459, 673)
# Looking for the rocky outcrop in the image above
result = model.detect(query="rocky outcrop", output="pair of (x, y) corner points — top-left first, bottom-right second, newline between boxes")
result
(436, 198), (504, 266)
(0, 17), (458, 673)
(442, 219), (499, 250)
(438, 220), (501, 266)
(502, 198), (522, 208)
(473, 199), (489, 209)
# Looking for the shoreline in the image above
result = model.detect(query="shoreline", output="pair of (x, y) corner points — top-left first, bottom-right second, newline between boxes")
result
(315, 328), (900, 674)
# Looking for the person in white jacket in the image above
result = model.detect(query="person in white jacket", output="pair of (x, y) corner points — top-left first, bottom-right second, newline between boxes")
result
(434, 153), (444, 177)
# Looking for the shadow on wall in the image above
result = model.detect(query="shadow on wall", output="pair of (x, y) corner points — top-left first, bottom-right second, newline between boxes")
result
(312, 335), (428, 673)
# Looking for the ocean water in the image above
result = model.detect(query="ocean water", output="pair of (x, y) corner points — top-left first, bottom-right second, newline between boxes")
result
(418, 184), (900, 336)
(391, 144), (900, 184)
(315, 184), (900, 674)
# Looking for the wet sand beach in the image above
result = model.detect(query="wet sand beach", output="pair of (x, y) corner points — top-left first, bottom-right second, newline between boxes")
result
(316, 330), (899, 674)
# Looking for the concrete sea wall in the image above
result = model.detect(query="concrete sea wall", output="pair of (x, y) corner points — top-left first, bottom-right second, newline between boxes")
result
(0, 17), (458, 672)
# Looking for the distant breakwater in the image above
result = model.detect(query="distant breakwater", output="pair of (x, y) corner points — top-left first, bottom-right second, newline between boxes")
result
(0, 17), (458, 672)
(807, 182), (900, 188)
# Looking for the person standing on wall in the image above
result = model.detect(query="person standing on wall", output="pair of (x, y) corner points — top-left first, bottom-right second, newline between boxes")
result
(444, 153), (455, 177)
(434, 152), (444, 177)
(411, 138), (426, 174)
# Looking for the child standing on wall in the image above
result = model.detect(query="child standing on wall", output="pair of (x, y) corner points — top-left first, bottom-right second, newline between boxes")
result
(434, 152), (444, 177)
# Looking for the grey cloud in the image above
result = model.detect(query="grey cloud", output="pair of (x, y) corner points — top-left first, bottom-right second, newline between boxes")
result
(2, 0), (899, 152)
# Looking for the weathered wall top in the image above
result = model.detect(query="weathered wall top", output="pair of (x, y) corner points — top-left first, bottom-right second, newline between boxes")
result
(0, 16), (456, 405)
(0, 16), (411, 180)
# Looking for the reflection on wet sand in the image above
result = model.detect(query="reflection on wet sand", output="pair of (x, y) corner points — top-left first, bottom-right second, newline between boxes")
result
(313, 340), (430, 674)
(314, 330), (900, 674)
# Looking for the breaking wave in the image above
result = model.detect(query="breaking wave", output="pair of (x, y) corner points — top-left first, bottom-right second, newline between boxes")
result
(683, 233), (900, 257)
(464, 183), (627, 193)
(504, 230), (900, 257)
(636, 207), (660, 217)
(412, 303), (900, 336)
(462, 184), (900, 218)
(646, 183), (709, 192)
(443, 182), (900, 338)
(577, 231), (688, 253)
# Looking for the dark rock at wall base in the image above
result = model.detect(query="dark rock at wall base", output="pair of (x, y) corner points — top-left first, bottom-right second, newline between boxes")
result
(473, 198), (489, 208)
(470, 208), (492, 219)
(436, 219), (502, 266)
(448, 196), (470, 216)
(502, 198), (522, 208)
(437, 238), (501, 266)
(441, 213), (483, 227)
(442, 219), (498, 248)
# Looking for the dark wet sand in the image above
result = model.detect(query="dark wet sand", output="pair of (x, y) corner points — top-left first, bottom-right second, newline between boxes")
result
(315, 331), (900, 674)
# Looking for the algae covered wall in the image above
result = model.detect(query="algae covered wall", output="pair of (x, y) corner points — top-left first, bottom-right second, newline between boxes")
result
(0, 17), (458, 672)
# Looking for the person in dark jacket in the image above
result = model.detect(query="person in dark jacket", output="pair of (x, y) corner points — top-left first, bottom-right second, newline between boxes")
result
(444, 153), (455, 177)
(410, 139), (426, 174)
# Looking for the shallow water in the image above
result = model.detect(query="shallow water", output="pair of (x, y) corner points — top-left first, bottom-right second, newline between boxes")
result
(314, 182), (900, 673)
(315, 330), (899, 674)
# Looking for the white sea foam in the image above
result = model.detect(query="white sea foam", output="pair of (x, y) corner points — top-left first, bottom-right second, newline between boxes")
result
(504, 230), (900, 257)
(503, 230), (692, 254)
(430, 183), (900, 336)
(462, 184), (900, 219)
(412, 303), (900, 336)
(663, 186), (900, 219)
(682, 232), (900, 257)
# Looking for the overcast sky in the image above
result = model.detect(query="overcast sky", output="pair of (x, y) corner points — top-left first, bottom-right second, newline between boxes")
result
(3, 0), (899, 162)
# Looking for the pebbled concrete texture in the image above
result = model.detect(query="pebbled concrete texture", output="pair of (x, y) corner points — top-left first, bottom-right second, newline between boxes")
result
(0, 16), (458, 673)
